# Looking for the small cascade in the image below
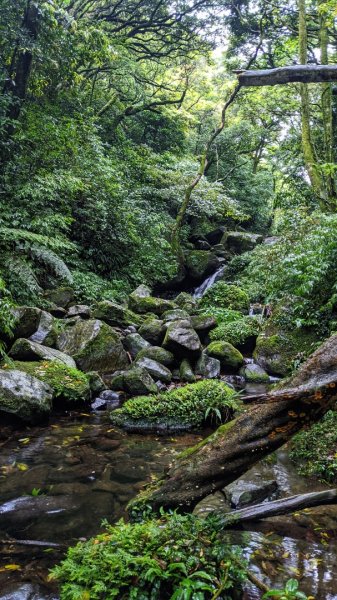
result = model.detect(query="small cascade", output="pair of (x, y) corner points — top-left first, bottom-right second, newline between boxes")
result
(193, 265), (226, 299)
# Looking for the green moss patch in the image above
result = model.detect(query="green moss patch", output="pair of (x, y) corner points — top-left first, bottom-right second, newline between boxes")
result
(199, 283), (249, 313)
(110, 380), (238, 431)
(7, 360), (90, 403)
(210, 317), (260, 348)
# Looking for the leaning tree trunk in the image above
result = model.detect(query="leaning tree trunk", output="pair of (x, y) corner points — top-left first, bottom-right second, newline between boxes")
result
(128, 334), (337, 516)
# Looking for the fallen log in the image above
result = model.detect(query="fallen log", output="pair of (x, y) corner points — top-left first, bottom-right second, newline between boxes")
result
(217, 489), (337, 528)
(236, 65), (337, 87)
(128, 334), (337, 516)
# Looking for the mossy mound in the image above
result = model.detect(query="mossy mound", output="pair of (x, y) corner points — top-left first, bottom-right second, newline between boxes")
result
(7, 360), (90, 403)
(110, 380), (238, 432)
(199, 282), (249, 314)
(206, 341), (244, 370)
(210, 317), (260, 350)
(51, 512), (246, 599)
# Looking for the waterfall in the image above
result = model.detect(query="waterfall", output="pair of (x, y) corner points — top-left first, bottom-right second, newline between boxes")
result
(193, 265), (226, 299)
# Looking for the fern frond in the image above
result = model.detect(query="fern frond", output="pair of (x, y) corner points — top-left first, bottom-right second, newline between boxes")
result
(30, 246), (73, 284)
(0, 227), (77, 253)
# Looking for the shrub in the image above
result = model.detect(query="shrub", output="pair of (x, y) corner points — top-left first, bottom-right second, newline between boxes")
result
(210, 317), (260, 348)
(110, 380), (238, 429)
(290, 411), (337, 482)
(51, 512), (247, 600)
(0, 276), (15, 356)
(199, 283), (249, 314)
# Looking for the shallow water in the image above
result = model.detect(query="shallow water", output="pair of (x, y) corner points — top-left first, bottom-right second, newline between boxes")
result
(1, 408), (337, 599)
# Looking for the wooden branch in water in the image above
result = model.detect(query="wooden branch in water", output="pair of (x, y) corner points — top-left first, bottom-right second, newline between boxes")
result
(217, 489), (337, 527)
(236, 65), (337, 87)
(0, 538), (62, 548)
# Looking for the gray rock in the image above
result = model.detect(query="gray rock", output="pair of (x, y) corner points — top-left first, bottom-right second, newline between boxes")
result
(0, 495), (78, 524)
(92, 390), (123, 411)
(0, 369), (52, 423)
(87, 371), (107, 395)
(223, 231), (263, 254)
(92, 300), (143, 327)
(9, 338), (76, 368)
(224, 478), (278, 508)
(162, 319), (202, 359)
(123, 333), (150, 358)
(123, 366), (158, 396)
(67, 304), (91, 319)
(195, 353), (220, 379)
(138, 318), (165, 345)
(136, 346), (174, 366)
(205, 226), (226, 245)
(11, 306), (42, 340)
(179, 359), (196, 383)
(128, 286), (177, 315)
(49, 306), (67, 318)
(135, 357), (172, 383)
(0, 583), (58, 600)
(174, 292), (197, 314)
(28, 310), (56, 346)
(239, 363), (270, 383)
(162, 309), (191, 323)
(191, 315), (217, 334)
(185, 250), (220, 281)
(206, 341), (244, 370)
(44, 286), (75, 308)
(57, 319), (129, 374)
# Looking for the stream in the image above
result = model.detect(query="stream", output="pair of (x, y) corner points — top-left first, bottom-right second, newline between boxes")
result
(1, 269), (337, 599)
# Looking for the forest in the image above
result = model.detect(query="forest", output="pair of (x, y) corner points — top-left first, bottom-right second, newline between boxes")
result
(1, 0), (337, 598)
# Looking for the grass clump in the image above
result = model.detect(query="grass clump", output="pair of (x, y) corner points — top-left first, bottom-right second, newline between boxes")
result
(5, 360), (90, 403)
(199, 283), (249, 314)
(110, 380), (238, 430)
(290, 411), (337, 482)
(210, 317), (260, 348)
(51, 511), (247, 600)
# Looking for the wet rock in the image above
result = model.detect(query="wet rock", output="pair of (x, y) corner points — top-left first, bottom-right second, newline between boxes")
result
(224, 478), (278, 508)
(205, 226), (226, 246)
(29, 310), (56, 346)
(136, 346), (174, 366)
(138, 318), (165, 345)
(174, 292), (197, 314)
(11, 306), (42, 340)
(67, 304), (91, 319)
(93, 390), (123, 410)
(0, 369), (52, 423)
(92, 300), (142, 327)
(49, 306), (67, 318)
(123, 332), (150, 358)
(0, 495), (79, 525)
(129, 290), (177, 316)
(91, 396), (108, 411)
(240, 363), (270, 383)
(0, 583), (58, 600)
(108, 372), (126, 391)
(9, 338), (76, 368)
(162, 309), (191, 323)
(191, 315), (217, 335)
(93, 438), (122, 451)
(123, 366), (158, 395)
(206, 341), (244, 370)
(223, 231), (263, 254)
(185, 250), (220, 282)
(179, 359), (196, 382)
(44, 286), (75, 308)
(57, 318), (129, 374)
(87, 371), (107, 395)
(48, 483), (88, 495)
(195, 240), (211, 250)
(163, 319), (202, 359)
(125, 325), (137, 334)
(135, 357), (172, 383)
(195, 353), (220, 379)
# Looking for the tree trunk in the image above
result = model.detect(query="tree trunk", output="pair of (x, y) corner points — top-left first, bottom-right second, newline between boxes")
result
(128, 333), (337, 516)
(236, 65), (337, 87)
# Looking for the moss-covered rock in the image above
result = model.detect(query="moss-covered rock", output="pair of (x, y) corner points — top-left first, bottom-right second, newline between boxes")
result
(136, 346), (174, 366)
(123, 366), (158, 396)
(174, 292), (197, 314)
(110, 380), (237, 432)
(239, 363), (269, 383)
(135, 357), (172, 384)
(92, 300), (143, 327)
(9, 338), (76, 368)
(179, 359), (196, 383)
(206, 341), (244, 370)
(190, 315), (217, 334)
(11, 306), (57, 346)
(199, 282), (249, 314)
(57, 319), (129, 374)
(162, 309), (191, 323)
(222, 231), (263, 254)
(129, 286), (176, 315)
(44, 286), (75, 308)
(185, 250), (219, 281)
(0, 368), (53, 423)
(123, 333), (150, 358)
(138, 318), (165, 345)
(163, 319), (201, 359)
(209, 316), (260, 350)
(195, 353), (220, 379)
(7, 361), (91, 403)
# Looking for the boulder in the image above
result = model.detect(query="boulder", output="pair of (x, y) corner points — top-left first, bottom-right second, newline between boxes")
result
(29, 310), (56, 346)
(44, 286), (75, 308)
(123, 366), (158, 396)
(135, 357), (172, 384)
(9, 338), (76, 368)
(162, 309), (191, 323)
(129, 289), (177, 315)
(162, 319), (202, 359)
(92, 300), (142, 327)
(224, 477), (278, 508)
(185, 250), (220, 282)
(0, 369), (52, 423)
(138, 318), (165, 345)
(191, 315), (216, 334)
(223, 231), (263, 254)
(204, 226), (226, 246)
(87, 371), (107, 395)
(179, 359), (196, 383)
(11, 307), (55, 345)
(195, 353), (220, 379)
(239, 362), (270, 383)
(67, 305), (91, 319)
(123, 333), (150, 358)
(195, 240), (211, 251)
(206, 340), (244, 370)
(49, 306), (67, 318)
(136, 346), (174, 366)
(174, 292), (197, 314)
(57, 319), (129, 374)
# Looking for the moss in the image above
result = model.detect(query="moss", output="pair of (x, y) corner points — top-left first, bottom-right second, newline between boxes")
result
(92, 300), (143, 327)
(200, 282), (249, 313)
(7, 360), (90, 403)
(210, 317), (260, 348)
(178, 420), (237, 460)
(207, 341), (244, 369)
(110, 380), (238, 430)
(129, 295), (177, 315)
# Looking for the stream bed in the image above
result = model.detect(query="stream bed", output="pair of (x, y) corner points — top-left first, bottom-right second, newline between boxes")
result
(1, 405), (337, 599)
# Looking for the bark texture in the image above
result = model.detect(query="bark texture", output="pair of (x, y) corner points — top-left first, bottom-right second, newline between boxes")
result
(129, 334), (337, 515)
(236, 65), (337, 87)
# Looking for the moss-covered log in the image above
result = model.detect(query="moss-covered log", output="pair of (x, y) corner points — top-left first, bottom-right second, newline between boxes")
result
(129, 334), (337, 516)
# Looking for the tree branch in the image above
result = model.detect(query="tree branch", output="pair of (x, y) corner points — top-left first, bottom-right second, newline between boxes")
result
(236, 64), (337, 87)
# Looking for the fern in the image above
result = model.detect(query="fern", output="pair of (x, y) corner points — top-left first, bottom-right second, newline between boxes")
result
(0, 227), (76, 253)
(30, 246), (73, 284)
